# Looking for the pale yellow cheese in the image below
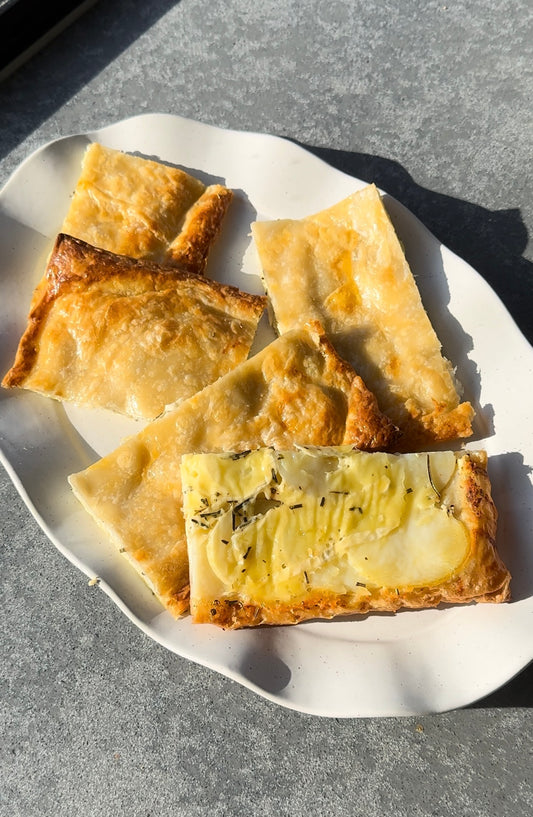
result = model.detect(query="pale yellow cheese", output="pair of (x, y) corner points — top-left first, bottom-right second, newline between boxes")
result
(181, 447), (511, 628)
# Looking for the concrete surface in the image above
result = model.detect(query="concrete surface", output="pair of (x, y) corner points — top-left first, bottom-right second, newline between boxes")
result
(1, 1), (532, 815)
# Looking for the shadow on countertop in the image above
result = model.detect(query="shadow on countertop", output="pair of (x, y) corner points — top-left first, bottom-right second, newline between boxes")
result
(0, 0), (180, 149)
(470, 661), (533, 709)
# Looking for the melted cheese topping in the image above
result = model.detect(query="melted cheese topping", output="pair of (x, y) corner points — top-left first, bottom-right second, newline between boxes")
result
(181, 447), (469, 610)
(251, 185), (474, 447)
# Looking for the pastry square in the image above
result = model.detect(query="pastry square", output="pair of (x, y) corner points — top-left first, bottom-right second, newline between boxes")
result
(251, 184), (474, 449)
(61, 142), (233, 273)
(2, 234), (266, 420)
(181, 447), (510, 628)
(68, 324), (399, 617)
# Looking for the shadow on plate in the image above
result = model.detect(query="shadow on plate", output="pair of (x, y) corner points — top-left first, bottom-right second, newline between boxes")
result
(235, 629), (292, 695)
(0, 0), (179, 154)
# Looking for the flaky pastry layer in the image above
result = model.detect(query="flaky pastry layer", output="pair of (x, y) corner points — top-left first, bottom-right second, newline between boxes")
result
(61, 142), (232, 273)
(252, 184), (474, 450)
(2, 234), (266, 419)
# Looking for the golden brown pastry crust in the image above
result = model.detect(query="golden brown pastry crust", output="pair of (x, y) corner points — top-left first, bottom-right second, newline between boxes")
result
(165, 184), (233, 274)
(68, 325), (398, 617)
(252, 184), (474, 450)
(2, 234), (266, 419)
(185, 450), (510, 629)
(60, 142), (232, 273)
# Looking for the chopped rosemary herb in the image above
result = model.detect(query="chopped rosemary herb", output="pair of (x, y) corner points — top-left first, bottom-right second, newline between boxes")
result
(289, 503), (303, 509)
(304, 571), (309, 584)
(320, 496), (326, 507)
(231, 449), (252, 460)
(427, 454), (441, 499)
(243, 546), (252, 560)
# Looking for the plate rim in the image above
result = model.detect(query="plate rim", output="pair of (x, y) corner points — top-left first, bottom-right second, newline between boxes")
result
(1, 112), (532, 718)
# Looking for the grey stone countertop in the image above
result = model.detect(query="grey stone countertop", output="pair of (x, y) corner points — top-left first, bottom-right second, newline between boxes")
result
(1, 1), (532, 815)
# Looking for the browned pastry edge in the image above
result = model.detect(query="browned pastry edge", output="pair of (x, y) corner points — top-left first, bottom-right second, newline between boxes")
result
(165, 184), (234, 274)
(301, 322), (401, 452)
(2, 233), (266, 389)
(190, 451), (511, 629)
(390, 401), (476, 452)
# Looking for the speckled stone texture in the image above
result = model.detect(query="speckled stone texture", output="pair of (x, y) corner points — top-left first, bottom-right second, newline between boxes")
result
(1, 1), (532, 815)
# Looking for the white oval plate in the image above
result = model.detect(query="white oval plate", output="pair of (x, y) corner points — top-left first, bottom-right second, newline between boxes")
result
(1, 113), (532, 718)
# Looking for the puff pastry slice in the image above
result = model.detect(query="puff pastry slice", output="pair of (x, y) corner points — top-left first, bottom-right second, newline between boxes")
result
(2, 234), (266, 419)
(61, 142), (232, 273)
(180, 447), (511, 628)
(68, 324), (399, 617)
(251, 184), (474, 450)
